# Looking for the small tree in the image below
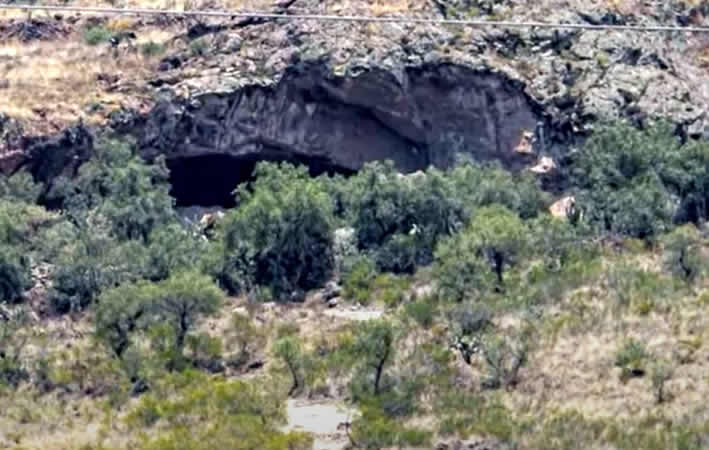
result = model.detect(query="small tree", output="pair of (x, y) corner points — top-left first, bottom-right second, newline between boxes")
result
(94, 280), (157, 359)
(273, 336), (304, 396)
(480, 331), (529, 390)
(0, 249), (29, 304)
(222, 162), (335, 298)
(662, 224), (705, 285)
(229, 313), (266, 368)
(150, 271), (222, 366)
(0, 310), (30, 387)
(353, 320), (395, 396)
(651, 359), (673, 404)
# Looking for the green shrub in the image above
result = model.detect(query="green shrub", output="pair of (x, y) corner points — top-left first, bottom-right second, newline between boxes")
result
(0, 249), (29, 304)
(662, 224), (705, 285)
(434, 205), (527, 301)
(615, 338), (649, 379)
(47, 138), (175, 243)
(273, 336), (305, 396)
(222, 162), (335, 299)
(351, 320), (395, 396)
(189, 38), (208, 56)
(0, 171), (42, 204)
(350, 405), (432, 450)
(480, 331), (530, 390)
(84, 26), (116, 45)
(405, 298), (437, 328)
(342, 255), (377, 304)
(140, 41), (166, 57)
(650, 359), (673, 404)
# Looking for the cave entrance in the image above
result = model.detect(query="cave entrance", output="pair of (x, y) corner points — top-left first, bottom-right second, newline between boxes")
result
(167, 153), (353, 208)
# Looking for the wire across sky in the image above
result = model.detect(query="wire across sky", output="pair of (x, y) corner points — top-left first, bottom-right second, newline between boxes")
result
(2, 3), (709, 33)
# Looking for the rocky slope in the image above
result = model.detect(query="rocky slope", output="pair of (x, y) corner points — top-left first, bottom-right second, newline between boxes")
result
(3, 0), (709, 188)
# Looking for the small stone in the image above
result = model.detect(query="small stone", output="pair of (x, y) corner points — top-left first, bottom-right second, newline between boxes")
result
(327, 297), (339, 308)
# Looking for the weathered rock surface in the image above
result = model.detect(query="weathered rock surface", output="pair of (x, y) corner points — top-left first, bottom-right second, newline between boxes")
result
(4, 0), (709, 188)
(139, 63), (541, 172)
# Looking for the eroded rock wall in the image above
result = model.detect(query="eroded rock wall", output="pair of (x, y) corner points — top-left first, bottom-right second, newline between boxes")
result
(139, 63), (541, 173)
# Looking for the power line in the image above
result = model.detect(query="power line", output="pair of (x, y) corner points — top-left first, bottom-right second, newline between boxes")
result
(2, 3), (709, 33)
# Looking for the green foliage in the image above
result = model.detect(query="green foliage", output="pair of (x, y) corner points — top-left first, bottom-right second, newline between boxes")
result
(337, 161), (546, 274)
(94, 280), (156, 358)
(480, 330), (530, 390)
(83, 26), (116, 45)
(0, 310), (29, 387)
(222, 162), (335, 299)
(0, 248), (29, 304)
(351, 320), (395, 396)
(48, 138), (175, 243)
(145, 224), (210, 281)
(0, 171), (42, 204)
(140, 41), (166, 57)
(650, 359), (673, 404)
(404, 297), (437, 328)
(350, 405), (432, 450)
(228, 313), (266, 368)
(662, 224), (705, 285)
(435, 205), (527, 301)
(570, 121), (709, 239)
(149, 271), (223, 366)
(615, 338), (649, 379)
(50, 231), (149, 313)
(342, 256), (377, 304)
(273, 336), (304, 396)
(128, 373), (311, 450)
(189, 38), (208, 56)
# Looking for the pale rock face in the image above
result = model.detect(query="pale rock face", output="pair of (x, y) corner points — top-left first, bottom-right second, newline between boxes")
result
(529, 156), (557, 174)
(549, 196), (577, 219)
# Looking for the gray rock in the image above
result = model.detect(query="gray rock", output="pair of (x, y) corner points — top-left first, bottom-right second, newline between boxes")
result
(327, 297), (339, 308)
(323, 281), (342, 301)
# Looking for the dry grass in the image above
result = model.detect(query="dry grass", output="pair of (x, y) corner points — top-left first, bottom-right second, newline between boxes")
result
(0, 32), (167, 134)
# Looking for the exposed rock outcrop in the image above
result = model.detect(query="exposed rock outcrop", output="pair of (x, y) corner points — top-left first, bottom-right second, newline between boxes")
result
(139, 63), (541, 173)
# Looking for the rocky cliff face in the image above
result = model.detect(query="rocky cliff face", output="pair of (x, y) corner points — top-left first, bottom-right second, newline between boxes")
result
(138, 63), (540, 173)
(4, 0), (709, 196)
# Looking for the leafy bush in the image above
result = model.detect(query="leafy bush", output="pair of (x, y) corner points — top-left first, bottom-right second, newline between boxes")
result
(662, 224), (705, 285)
(94, 280), (156, 359)
(615, 338), (649, 379)
(128, 373), (312, 450)
(404, 298), (437, 328)
(50, 233), (149, 314)
(150, 271), (223, 366)
(0, 311), (30, 387)
(434, 205), (527, 301)
(480, 331), (530, 390)
(227, 313), (266, 368)
(650, 359), (673, 404)
(350, 405), (432, 450)
(0, 171), (43, 204)
(140, 41), (166, 57)
(273, 336), (305, 396)
(0, 249), (29, 304)
(342, 256), (377, 304)
(351, 320), (396, 396)
(336, 161), (546, 274)
(569, 121), (709, 239)
(47, 138), (175, 243)
(83, 26), (116, 45)
(222, 162), (335, 299)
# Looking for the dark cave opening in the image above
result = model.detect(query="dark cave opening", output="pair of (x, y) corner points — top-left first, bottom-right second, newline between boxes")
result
(167, 153), (354, 208)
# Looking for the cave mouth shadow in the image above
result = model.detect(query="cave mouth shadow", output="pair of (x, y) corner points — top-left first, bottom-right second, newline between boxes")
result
(167, 153), (354, 208)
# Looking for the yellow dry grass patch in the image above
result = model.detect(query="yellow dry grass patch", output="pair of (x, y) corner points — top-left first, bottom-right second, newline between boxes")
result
(0, 36), (161, 134)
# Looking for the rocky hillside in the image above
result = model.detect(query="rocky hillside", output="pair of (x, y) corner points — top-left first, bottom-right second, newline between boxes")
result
(4, 2), (709, 450)
(4, 0), (709, 189)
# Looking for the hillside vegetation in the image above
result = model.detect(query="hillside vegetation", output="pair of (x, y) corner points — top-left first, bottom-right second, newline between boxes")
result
(1, 122), (709, 449)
